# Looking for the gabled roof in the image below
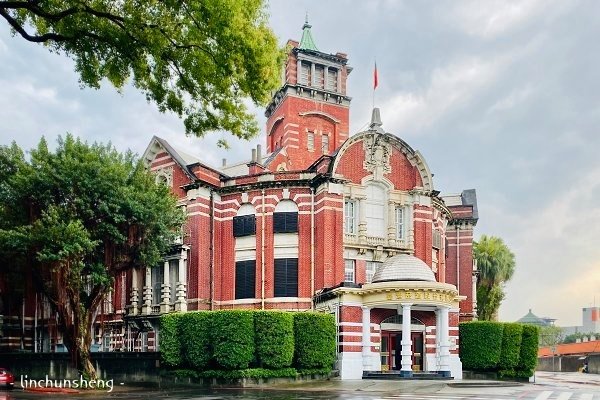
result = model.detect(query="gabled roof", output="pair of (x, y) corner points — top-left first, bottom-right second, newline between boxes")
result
(539, 340), (600, 357)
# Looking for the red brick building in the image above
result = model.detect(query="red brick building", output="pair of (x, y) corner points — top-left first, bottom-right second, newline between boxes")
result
(0, 21), (478, 379)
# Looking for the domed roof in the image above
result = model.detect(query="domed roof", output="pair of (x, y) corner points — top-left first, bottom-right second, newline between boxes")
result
(371, 254), (436, 283)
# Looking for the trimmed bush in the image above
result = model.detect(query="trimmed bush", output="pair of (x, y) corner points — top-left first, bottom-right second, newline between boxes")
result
(159, 313), (184, 367)
(459, 321), (504, 370)
(180, 311), (212, 369)
(199, 368), (297, 379)
(212, 310), (255, 369)
(498, 323), (523, 371)
(516, 324), (540, 378)
(255, 311), (294, 369)
(294, 312), (336, 369)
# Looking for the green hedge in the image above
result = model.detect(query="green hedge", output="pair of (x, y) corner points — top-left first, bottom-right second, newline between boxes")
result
(459, 321), (504, 370)
(516, 324), (540, 378)
(254, 311), (294, 369)
(498, 323), (523, 371)
(294, 313), (336, 370)
(211, 310), (255, 370)
(180, 311), (212, 369)
(159, 313), (184, 367)
(460, 321), (540, 378)
(199, 368), (298, 379)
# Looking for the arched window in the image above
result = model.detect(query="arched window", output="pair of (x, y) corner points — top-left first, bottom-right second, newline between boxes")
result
(365, 183), (386, 237)
(233, 203), (256, 237)
(273, 200), (298, 233)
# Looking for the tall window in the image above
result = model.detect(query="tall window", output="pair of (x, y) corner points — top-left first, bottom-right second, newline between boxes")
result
(327, 68), (338, 91)
(169, 260), (178, 303)
(432, 229), (442, 249)
(233, 204), (256, 237)
(366, 261), (381, 283)
(274, 258), (298, 297)
(322, 134), (329, 154)
(344, 200), (357, 234)
(314, 65), (325, 88)
(151, 266), (163, 304)
(344, 259), (355, 283)
(366, 184), (386, 237)
(307, 131), (315, 151)
(396, 207), (405, 240)
(274, 200), (298, 233)
(235, 260), (256, 299)
(300, 61), (310, 86)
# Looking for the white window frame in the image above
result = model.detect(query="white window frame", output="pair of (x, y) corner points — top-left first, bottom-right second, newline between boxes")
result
(322, 134), (329, 154)
(307, 131), (315, 151)
(366, 261), (381, 284)
(366, 184), (386, 238)
(395, 207), (405, 241)
(344, 200), (357, 234)
(344, 259), (355, 283)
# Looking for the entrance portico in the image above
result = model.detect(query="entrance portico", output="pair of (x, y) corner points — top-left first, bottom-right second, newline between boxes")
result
(316, 254), (465, 380)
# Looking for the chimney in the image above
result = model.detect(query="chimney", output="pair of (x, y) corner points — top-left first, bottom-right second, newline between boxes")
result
(222, 158), (227, 167)
(251, 148), (257, 163)
(257, 144), (262, 164)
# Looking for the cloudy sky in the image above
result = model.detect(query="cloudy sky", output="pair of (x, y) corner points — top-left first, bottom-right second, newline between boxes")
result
(1, 0), (599, 326)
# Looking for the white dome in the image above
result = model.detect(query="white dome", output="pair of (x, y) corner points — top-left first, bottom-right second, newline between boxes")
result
(371, 254), (436, 283)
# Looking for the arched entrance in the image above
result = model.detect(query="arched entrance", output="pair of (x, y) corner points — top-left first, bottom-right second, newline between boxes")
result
(379, 315), (425, 371)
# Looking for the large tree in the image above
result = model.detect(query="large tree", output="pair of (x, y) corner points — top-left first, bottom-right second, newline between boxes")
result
(474, 235), (516, 321)
(0, 135), (184, 378)
(0, 0), (283, 143)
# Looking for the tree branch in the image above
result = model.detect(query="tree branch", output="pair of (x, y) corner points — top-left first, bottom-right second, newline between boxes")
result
(0, 8), (70, 42)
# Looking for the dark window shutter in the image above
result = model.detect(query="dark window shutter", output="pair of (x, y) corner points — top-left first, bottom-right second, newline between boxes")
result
(273, 212), (298, 233)
(233, 215), (256, 237)
(235, 260), (255, 299)
(274, 258), (298, 297)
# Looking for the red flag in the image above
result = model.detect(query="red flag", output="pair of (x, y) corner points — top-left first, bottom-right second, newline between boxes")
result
(374, 62), (379, 90)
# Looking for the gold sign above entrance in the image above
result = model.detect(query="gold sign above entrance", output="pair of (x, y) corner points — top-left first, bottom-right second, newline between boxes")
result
(385, 290), (453, 303)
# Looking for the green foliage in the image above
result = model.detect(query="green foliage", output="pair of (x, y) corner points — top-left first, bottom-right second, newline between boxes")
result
(179, 311), (213, 370)
(293, 313), (336, 370)
(474, 235), (516, 321)
(199, 368), (297, 379)
(159, 313), (184, 368)
(459, 322), (504, 370)
(0, 136), (184, 377)
(516, 324), (540, 378)
(254, 311), (294, 369)
(562, 331), (594, 344)
(498, 323), (523, 370)
(0, 0), (283, 141)
(539, 325), (564, 347)
(211, 310), (255, 370)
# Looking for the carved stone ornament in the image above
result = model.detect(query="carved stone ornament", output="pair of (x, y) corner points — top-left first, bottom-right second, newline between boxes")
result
(154, 166), (173, 187)
(363, 134), (392, 178)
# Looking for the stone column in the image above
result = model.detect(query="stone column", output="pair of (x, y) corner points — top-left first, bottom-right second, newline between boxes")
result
(387, 202), (396, 247)
(296, 59), (302, 84)
(142, 267), (152, 315)
(435, 308), (441, 370)
(130, 268), (139, 316)
(358, 197), (367, 244)
(311, 63), (316, 86)
(400, 304), (413, 377)
(175, 250), (188, 312)
(438, 306), (451, 377)
(160, 260), (171, 313)
(324, 66), (329, 90)
(362, 306), (371, 369)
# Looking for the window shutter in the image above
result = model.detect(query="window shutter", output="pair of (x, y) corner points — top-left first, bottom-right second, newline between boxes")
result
(233, 216), (243, 237)
(234, 215), (256, 237)
(286, 258), (298, 297)
(235, 260), (256, 299)
(273, 212), (298, 233)
(246, 215), (256, 235)
(274, 258), (298, 297)
(274, 259), (286, 297)
(273, 213), (286, 233)
(286, 212), (298, 233)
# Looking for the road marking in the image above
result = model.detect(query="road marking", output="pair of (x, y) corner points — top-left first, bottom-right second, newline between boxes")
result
(555, 393), (573, 400)
(534, 392), (554, 400)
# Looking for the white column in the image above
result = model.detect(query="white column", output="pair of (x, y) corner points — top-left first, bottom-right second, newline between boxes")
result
(142, 267), (152, 314)
(358, 197), (367, 244)
(175, 251), (188, 312)
(362, 306), (371, 369)
(438, 306), (451, 377)
(400, 304), (413, 377)
(387, 202), (396, 246)
(435, 308), (441, 370)
(130, 268), (139, 316)
(160, 260), (171, 313)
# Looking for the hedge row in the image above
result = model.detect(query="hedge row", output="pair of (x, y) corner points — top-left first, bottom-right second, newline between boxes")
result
(459, 321), (539, 378)
(160, 310), (335, 373)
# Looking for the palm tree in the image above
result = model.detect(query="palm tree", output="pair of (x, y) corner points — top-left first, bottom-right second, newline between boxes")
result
(474, 235), (516, 320)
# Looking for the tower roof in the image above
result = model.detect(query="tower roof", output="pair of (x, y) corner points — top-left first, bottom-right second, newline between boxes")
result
(299, 16), (319, 51)
(372, 254), (436, 283)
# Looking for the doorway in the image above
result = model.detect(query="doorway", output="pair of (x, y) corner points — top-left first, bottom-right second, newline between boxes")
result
(380, 331), (423, 371)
